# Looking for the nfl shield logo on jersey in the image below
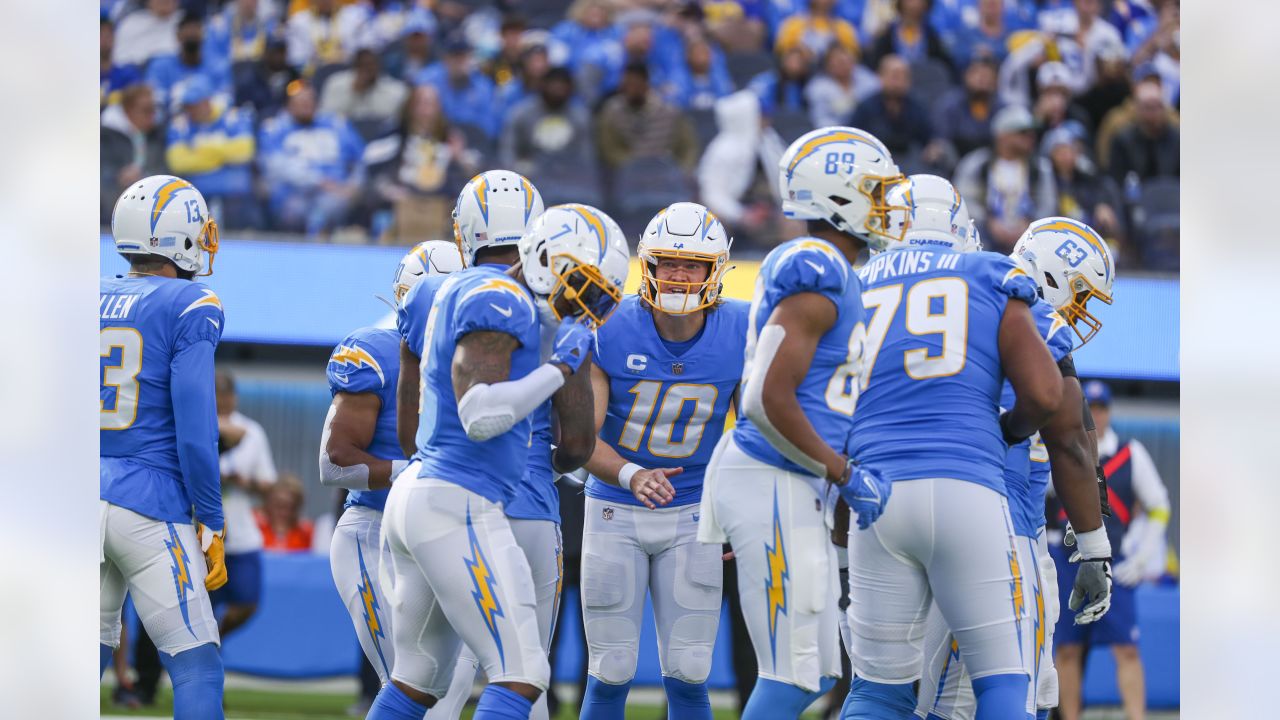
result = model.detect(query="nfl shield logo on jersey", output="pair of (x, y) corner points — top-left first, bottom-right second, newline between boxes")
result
(603, 507), (614, 521)
(672, 362), (684, 375)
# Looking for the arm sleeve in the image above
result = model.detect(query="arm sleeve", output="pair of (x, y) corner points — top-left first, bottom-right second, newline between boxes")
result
(171, 340), (224, 532)
(1129, 440), (1171, 515)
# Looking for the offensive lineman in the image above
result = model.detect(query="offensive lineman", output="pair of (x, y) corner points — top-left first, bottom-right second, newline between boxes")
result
(841, 176), (1074, 717)
(367, 203), (630, 720)
(697, 127), (898, 720)
(320, 240), (463, 686)
(579, 202), (748, 720)
(100, 175), (228, 719)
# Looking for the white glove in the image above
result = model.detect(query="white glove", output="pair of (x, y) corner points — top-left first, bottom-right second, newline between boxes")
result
(1066, 526), (1113, 625)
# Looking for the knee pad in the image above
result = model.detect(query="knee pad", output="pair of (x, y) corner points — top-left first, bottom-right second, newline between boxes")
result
(841, 677), (916, 720)
(594, 647), (639, 685)
(662, 676), (711, 720)
(160, 643), (224, 720)
(971, 673), (1028, 720)
(665, 644), (713, 685)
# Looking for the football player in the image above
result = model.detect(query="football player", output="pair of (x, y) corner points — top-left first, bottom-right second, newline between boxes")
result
(697, 127), (898, 720)
(578, 202), (748, 720)
(841, 174), (1070, 717)
(367, 203), (629, 720)
(100, 175), (228, 718)
(320, 240), (463, 687)
(894, 182), (1082, 720)
(393, 172), (564, 720)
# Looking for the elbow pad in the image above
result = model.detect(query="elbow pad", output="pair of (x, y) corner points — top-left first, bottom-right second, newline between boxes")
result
(319, 452), (371, 490)
(742, 324), (828, 478)
(458, 364), (565, 442)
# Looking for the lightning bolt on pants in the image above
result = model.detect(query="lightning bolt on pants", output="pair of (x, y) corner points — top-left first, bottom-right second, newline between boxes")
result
(100, 502), (221, 655)
(380, 477), (550, 699)
(330, 506), (395, 684)
(704, 437), (842, 694)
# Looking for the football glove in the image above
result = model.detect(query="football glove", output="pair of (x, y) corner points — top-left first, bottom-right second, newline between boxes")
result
(197, 523), (228, 592)
(837, 459), (891, 530)
(548, 317), (593, 373)
(1065, 526), (1112, 625)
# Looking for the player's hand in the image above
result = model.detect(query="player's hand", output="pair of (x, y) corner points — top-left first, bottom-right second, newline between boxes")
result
(837, 460), (891, 530)
(631, 467), (681, 509)
(197, 523), (228, 592)
(1068, 557), (1113, 624)
(548, 317), (593, 374)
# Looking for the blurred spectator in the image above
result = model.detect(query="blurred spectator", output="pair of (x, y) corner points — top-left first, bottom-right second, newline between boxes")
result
(1071, 0), (1126, 88)
(1074, 35), (1130, 135)
(500, 67), (596, 179)
(998, 24), (1086, 109)
(774, 0), (859, 58)
(363, 85), (479, 243)
(113, 0), (181, 67)
(944, 0), (1013, 68)
(207, 0), (279, 66)
(101, 85), (165, 224)
(953, 104), (1056, 253)
(415, 35), (500, 138)
(849, 56), (938, 172)
(1105, 78), (1178, 184)
(384, 10), (436, 81)
(1032, 61), (1091, 142)
(747, 45), (814, 115)
(496, 38), (551, 120)
(591, 13), (679, 106)
(166, 77), (260, 230)
(1128, 0), (1179, 105)
(1042, 127), (1125, 250)
(320, 46), (409, 129)
(932, 55), (998, 160)
(286, 0), (368, 75)
(101, 15), (142, 109)
(805, 43), (879, 128)
(258, 81), (366, 236)
(597, 63), (699, 172)
(145, 12), (232, 115)
(256, 475), (315, 552)
(549, 0), (621, 79)
(234, 36), (301, 120)
(485, 14), (528, 87)
(697, 90), (786, 249)
(866, 0), (955, 73)
(215, 369), (278, 638)
(667, 34), (735, 110)
(363, 1), (435, 52)
(702, 0), (768, 53)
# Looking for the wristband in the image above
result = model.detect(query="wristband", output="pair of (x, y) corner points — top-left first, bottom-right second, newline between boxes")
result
(618, 463), (643, 492)
(1073, 527), (1112, 560)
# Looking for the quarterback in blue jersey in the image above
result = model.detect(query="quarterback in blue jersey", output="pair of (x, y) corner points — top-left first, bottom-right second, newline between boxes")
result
(840, 174), (1073, 720)
(319, 240), (462, 687)
(100, 175), (228, 718)
(697, 127), (899, 720)
(368, 199), (630, 720)
(577, 202), (748, 720)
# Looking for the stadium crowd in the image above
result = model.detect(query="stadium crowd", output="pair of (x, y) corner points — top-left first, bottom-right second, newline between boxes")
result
(100, 0), (1180, 269)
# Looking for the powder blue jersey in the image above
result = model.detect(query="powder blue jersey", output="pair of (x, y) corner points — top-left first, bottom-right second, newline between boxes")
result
(587, 295), (750, 507)
(733, 237), (867, 477)
(412, 266), (543, 506)
(326, 327), (403, 513)
(850, 248), (1040, 491)
(100, 275), (225, 530)
(1000, 300), (1075, 535)
(399, 268), (559, 521)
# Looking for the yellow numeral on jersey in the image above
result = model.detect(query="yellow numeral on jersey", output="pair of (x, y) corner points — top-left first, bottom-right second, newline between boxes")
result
(824, 321), (867, 415)
(101, 327), (143, 430)
(618, 381), (718, 459)
(861, 277), (969, 387)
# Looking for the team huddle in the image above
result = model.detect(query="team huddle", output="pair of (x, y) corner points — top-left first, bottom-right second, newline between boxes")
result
(100, 123), (1118, 720)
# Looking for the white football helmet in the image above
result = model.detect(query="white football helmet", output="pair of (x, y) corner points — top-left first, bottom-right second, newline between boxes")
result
(112, 175), (219, 276)
(882, 174), (979, 253)
(453, 169), (545, 264)
(777, 126), (906, 248)
(392, 239), (465, 305)
(638, 202), (732, 315)
(518, 203), (629, 329)
(1013, 216), (1116, 345)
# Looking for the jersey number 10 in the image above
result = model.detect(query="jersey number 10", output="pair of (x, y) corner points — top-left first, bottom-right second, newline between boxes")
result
(618, 381), (718, 459)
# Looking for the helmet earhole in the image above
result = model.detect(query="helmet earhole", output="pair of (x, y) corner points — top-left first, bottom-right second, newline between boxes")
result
(185, 239), (193, 250)
(1043, 272), (1059, 289)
